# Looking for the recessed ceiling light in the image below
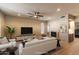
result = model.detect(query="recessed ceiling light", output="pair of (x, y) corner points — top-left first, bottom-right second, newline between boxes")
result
(57, 8), (61, 11)
(17, 13), (21, 16)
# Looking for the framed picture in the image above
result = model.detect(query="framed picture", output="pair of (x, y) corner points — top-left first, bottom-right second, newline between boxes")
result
(60, 24), (67, 33)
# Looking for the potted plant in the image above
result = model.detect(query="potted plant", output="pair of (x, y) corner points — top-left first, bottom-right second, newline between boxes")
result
(6, 26), (15, 39)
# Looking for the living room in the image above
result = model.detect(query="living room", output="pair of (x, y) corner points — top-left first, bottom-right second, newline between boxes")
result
(0, 3), (79, 55)
(0, 3), (59, 55)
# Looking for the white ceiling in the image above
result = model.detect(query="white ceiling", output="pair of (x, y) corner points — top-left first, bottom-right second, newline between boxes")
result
(0, 3), (79, 21)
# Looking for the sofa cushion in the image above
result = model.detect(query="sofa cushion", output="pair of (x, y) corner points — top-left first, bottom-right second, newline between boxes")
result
(0, 37), (8, 44)
(9, 39), (16, 42)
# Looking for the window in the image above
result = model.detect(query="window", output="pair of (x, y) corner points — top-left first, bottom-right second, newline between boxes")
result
(41, 22), (45, 34)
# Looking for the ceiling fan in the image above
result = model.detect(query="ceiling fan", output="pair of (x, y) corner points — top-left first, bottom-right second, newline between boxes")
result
(27, 11), (44, 18)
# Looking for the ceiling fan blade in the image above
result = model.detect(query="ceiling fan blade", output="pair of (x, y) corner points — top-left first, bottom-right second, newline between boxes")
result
(27, 13), (34, 15)
(38, 15), (44, 17)
(37, 12), (40, 14)
(34, 11), (40, 15)
(34, 12), (37, 15)
(29, 16), (33, 17)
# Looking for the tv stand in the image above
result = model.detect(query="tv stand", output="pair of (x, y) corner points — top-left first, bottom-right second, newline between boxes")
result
(16, 34), (33, 41)
(21, 34), (33, 36)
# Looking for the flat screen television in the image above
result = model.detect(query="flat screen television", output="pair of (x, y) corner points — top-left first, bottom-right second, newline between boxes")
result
(21, 27), (33, 35)
(51, 32), (56, 37)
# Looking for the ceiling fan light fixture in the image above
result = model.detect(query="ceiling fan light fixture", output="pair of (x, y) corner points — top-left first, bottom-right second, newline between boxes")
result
(34, 15), (37, 18)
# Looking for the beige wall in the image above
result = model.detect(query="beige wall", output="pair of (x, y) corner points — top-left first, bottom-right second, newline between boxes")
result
(0, 12), (5, 36)
(44, 21), (48, 34)
(5, 16), (47, 36)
